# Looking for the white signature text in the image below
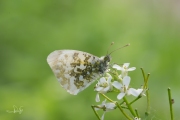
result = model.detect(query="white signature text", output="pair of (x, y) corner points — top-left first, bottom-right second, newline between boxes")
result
(6, 105), (23, 114)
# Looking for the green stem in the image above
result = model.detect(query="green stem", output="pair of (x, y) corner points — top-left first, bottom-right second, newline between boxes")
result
(145, 74), (150, 116)
(91, 105), (101, 120)
(168, 88), (174, 120)
(145, 88), (150, 116)
(115, 102), (133, 120)
(129, 96), (142, 105)
(123, 97), (136, 117)
(120, 100), (125, 105)
(100, 93), (115, 103)
(143, 73), (150, 89)
(141, 68), (150, 116)
(135, 109), (140, 118)
(140, 68), (146, 82)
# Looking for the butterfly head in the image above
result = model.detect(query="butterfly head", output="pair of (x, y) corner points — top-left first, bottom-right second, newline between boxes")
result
(98, 55), (111, 74)
(98, 43), (130, 74)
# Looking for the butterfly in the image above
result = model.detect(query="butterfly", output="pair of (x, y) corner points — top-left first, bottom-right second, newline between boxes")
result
(47, 50), (111, 95)
(47, 44), (129, 95)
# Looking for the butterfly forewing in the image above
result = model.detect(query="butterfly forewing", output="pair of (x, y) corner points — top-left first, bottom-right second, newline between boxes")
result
(47, 50), (103, 95)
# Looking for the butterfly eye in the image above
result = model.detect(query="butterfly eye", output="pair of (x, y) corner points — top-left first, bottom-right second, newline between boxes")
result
(104, 55), (111, 62)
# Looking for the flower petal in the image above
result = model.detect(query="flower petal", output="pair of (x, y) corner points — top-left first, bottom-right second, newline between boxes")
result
(107, 76), (112, 83)
(99, 77), (106, 83)
(128, 88), (143, 97)
(123, 63), (130, 68)
(103, 86), (110, 92)
(105, 103), (116, 111)
(102, 99), (106, 105)
(117, 92), (126, 100)
(101, 112), (105, 120)
(128, 67), (136, 71)
(112, 81), (122, 89)
(95, 93), (100, 102)
(94, 107), (100, 111)
(113, 64), (123, 70)
(123, 76), (130, 87)
(95, 87), (104, 92)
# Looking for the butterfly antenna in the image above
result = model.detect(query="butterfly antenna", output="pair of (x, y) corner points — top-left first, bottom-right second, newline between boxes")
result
(109, 43), (130, 55)
(106, 42), (115, 54)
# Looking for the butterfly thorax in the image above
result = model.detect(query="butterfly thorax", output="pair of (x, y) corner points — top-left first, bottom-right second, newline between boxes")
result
(98, 55), (111, 74)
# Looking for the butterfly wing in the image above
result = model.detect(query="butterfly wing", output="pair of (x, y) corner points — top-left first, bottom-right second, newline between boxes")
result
(47, 50), (101, 95)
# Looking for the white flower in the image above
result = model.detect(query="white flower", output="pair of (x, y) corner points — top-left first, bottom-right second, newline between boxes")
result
(134, 117), (141, 120)
(95, 99), (116, 120)
(113, 63), (136, 78)
(94, 74), (113, 102)
(112, 76), (143, 100)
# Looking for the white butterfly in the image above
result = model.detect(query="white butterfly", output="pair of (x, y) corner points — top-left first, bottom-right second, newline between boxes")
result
(47, 50), (111, 95)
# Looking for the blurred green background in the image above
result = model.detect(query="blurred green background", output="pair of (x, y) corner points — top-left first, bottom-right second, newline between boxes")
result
(0, 0), (180, 120)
